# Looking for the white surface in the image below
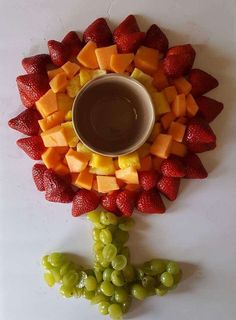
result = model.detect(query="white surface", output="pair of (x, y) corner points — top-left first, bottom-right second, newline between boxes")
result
(0, 0), (236, 319)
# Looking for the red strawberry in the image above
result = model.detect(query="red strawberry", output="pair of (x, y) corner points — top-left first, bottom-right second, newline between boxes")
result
(184, 153), (208, 179)
(101, 190), (120, 213)
(48, 40), (69, 67)
(188, 69), (219, 97)
(157, 176), (180, 201)
(22, 54), (51, 74)
(166, 44), (196, 57)
(44, 169), (74, 203)
(144, 24), (169, 54)
(113, 15), (140, 40)
(116, 190), (136, 216)
(8, 108), (41, 136)
(184, 117), (216, 153)
(16, 73), (49, 108)
(83, 18), (113, 47)
(196, 96), (224, 123)
(160, 155), (186, 178)
(32, 163), (47, 191)
(72, 189), (100, 216)
(62, 31), (83, 57)
(17, 136), (46, 160)
(139, 170), (160, 191)
(136, 189), (165, 213)
(116, 32), (145, 53)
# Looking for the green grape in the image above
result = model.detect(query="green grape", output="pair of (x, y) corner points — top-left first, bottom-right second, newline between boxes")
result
(77, 270), (88, 288)
(166, 261), (180, 275)
(82, 288), (95, 300)
(59, 285), (74, 298)
(100, 229), (112, 245)
(173, 270), (182, 284)
(100, 260), (111, 268)
(98, 301), (110, 315)
(114, 287), (129, 303)
(93, 241), (104, 253)
(93, 228), (101, 241)
(91, 293), (108, 305)
(122, 264), (136, 283)
(95, 250), (103, 262)
(114, 229), (129, 244)
(94, 270), (103, 283)
(84, 275), (97, 291)
(108, 303), (123, 320)
(142, 275), (156, 289)
(51, 267), (61, 283)
(150, 259), (166, 274)
(87, 211), (101, 224)
(107, 225), (118, 234)
(44, 272), (55, 287)
(111, 270), (125, 287)
(155, 286), (168, 296)
(111, 255), (127, 271)
(160, 272), (174, 288)
(103, 268), (113, 282)
(102, 244), (117, 262)
(85, 269), (94, 276)
(118, 217), (135, 231)
(142, 261), (156, 276)
(74, 287), (83, 298)
(131, 284), (147, 300)
(48, 252), (65, 267)
(121, 297), (132, 313)
(100, 281), (115, 297)
(110, 294), (116, 303)
(62, 270), (79, 288)
(119, 247), (130, 262)
(100, 212), (118, 226)
(111, 240), (123, 253)
(60, 261), (74, 277)
(136, 267), (145, 280)
(94, 261), (104, 273)
(41, 255), (53, 270)
(94, 222), (105, 229)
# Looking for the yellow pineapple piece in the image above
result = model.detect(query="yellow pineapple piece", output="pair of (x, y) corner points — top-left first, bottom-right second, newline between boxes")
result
(131, 68), (153, 87)
(90, 69), (107, 79)
(65, 110), (72, 121)
(118, 151), (141, 170)
(57, 93), (74, 113)
(137, 143), (151, 159)
(61, 121), (79, 147)
(66, 74), (81, 98)
(152, 92), (170, 116)
(80, 69), (91, 87)
(90, 153), (113, 168)
(89, 165), (115, 175)
(76, 142), (93, 159)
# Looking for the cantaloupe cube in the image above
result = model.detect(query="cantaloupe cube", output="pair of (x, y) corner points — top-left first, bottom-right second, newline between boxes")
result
(152, 92), (170, 116)
(54, 146), (69, 155)
(168, 122), (186, 142)
(170, 141), (187, 157)
(139, 155), (153, 171)
(163, 86), (178, 104)
(72, 167), (94, 190)
(41, 147), (61, 169)
(76, 142), (92, 158)
(95, 45), (117, 70)
(57, 93), (74, 113)
(172, 94), (186, 117)
(65, 110), (72, 121)
(61, 122), (79, 147)
(66, 74), (81, 98)
(110, 53), (134, 73)
(152, 156), (164, 172)
(137, 143), (151, 159)
(115, 167), (139, 184)
(125, 184), (141, 192)
(148, 122), (161, 143)
(186, 94), (199, 117)
(49, 73), (68, 93)
(38, 110), (65, 132)
(80, 69), (92, 86)
(174, 77), (192, 95)
(61, 61), (80, 79)
(77, 41), (99, 69)
(177, 116), (188, 125)
(47, 68), (65, 80)
(92, 179), (99, 192)
(96, 176), (119, 193)
(160, 112), (176, 130)
(150, 134), (173, 159)
(153, 69), (169, 90)
(36, 89), (58, 118)
(41, 125), (68, 147)
(130, 68), (153, 87)
(118, 152), (140, 170)
(125, 62), (135, 74)
(65, 148), (89, 173)
(54, 162), (70, 176)
(134, 46), (159, 75)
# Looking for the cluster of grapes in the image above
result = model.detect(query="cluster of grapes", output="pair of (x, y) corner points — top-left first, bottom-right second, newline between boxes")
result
(42, 211), (182, 319)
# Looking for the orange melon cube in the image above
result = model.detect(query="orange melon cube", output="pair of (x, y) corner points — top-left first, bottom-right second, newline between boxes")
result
(152, 156), (164, 172)
(49, 73), (68, 93)
(95, 45), (117, 70)
(96, 176), (119, 193)
(174, 77), (192, 95)
(177, 116), (188, 124)
(163, 86), (178, 104)
(125, 62), (135, 74)
(170, 141), (187, 157)
(92, 179), (99, 192)
(77, 41), (99, 69)
(41, 125), (68, 147)
(38, 110), (65, 132)
(41, 147), (61, 169)
(36, 89), (58, 118)
(138, 156), (153, 171)
(57, 93), (74, 113)
(72, 167), (94, 190)
(168, 122), (186, 142)
(115, 167), (139, 184)
(150, 134), (173, 159)
(65, 148), (89, 173)
(186, 94), (199, 117)
(110, 53), (134, 73)
(137, 143), (150, 159)
(148, 123), (161, 143)
(172, 94), (186, 117)
(153, 69), (169, 90)
(134, 46), (159, 75)
(61, 61), (80, 79)
(160, 112), (176, 130)
(125, 184), (142, 192)
(54, 162), (70, 176)
(47, 68), (65, 80)
(54, 146), (70, 155)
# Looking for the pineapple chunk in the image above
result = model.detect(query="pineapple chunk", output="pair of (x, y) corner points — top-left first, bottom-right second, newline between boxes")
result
(131, 68), (153, 87)
(77, 142), (92, 155)
(89, 153), (115, 175)
(118, 151), (141, 170)
(152, 91), (170, 116)
(80, 69), (91, 87)
(66, 74), (81, 98)
(61, 122), (79, 147)
(89, 165), (115, 175)
(90, 69), (107, 79)
(65, 110), (72, 121)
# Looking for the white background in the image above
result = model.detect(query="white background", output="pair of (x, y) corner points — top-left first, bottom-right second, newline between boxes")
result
(0, 0), (236, 319)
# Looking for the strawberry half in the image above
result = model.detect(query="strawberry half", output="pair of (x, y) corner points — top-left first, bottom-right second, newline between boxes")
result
(189, 69), (219, 97)
(166, 44), (196, 57)
(184, 153), (208, 179)
(72, 190), (100, 216)
(22, 54), (51, 74)
(62, 31), (83, 57)
(136, 189), (165, 214)
(8, 108), (41, 136)
(184, 117), (216, 153)
(48, 40), (69, 67)
(16, 73), (50, 108)
(113, 15), (140, 40)
(83, 18), (113, 47)
(44, 169), (74, 203)
(116, 32), (145, 53)
(17, 136), (45, 160)
(139, 170), (160, 191)
(157, 176), (180, 201)
(196, 96), (224, 123)
(160, 155), (186, 178)
(101, 190), (120, 213)
(116, 190), (136, 216)
(32, 163), (47, 191)
(144, 24), (169, 54)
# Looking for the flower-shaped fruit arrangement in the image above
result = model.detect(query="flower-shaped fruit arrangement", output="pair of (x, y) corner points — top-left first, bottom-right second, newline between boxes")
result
(9, 15), (223, 216)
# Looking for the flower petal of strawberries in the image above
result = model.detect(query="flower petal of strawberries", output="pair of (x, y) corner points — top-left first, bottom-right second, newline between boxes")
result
(116, 190), (136, 216)
(62, 31), (83, 57)
(144, 24), (169, 54)
(101, 190), (120, 213)
(113, 15), (140, 41)
(72, 189), (100, 216)
(48, 40), (70, 67)
(160, 155), (186, 178)
(22, 54), (51, 74)
(136, 189), (165, 213)
(17, 136), (46, 160)
(116, 32), (146, 53)
(157, 176), (180, 201)
(83, 18), (113, 47)
(32, 163), (47, 191)
(8, 108), (41, 136)
(188, 69), (219, 97)
(184, 153), (208, 179)
(139, 170), (160, 191)
(196, 96), (224, 123)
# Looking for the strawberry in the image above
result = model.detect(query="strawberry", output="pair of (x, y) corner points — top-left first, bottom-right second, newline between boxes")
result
(188, 69), (219, 97)
(157, 176), (180, 201)
(72, 189), (100, 216)
(116, 190), (136, 216)
(101, 190), (120, 213)
(113, 15), (140, 40)
(8, 108), (41, 136)
(166, 44), (196, 57)
(32, 163), (47, 191)
(160, 155), (186, 178)
(83, 18), (113, 47)
(17, 136), (46, 160)
(16, 73), (49, 108)
(136, 189), (165, 213)
(139, 170), (160, 191)
(184, 117), (216, 153)
(22, 54), (51, 74)
(48, 40), (69, 67)
(44, 169), (74, 203)
(62, 31), (83, 57)
(196, 96), (224, 123)
(184, 153), (208, 179)
(116, 32), (145, 53)
(144, 24), (169, 54)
